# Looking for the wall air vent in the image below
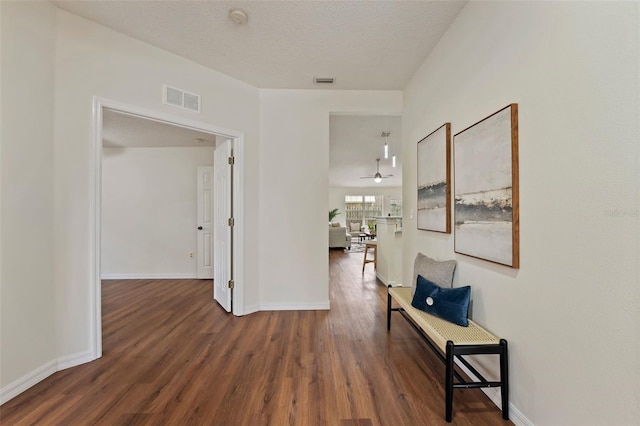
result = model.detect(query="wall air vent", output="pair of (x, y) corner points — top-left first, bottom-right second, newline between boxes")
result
(314, 77), (335, 84)
(163, 84), (201, 112)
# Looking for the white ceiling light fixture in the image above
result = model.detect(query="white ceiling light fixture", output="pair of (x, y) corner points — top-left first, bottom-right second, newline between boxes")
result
(392, 153), (396, 168)
(229, 9), (248, 25)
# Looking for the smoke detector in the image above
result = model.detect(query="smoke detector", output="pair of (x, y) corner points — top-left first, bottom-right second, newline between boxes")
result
(229, 9), (248, 25)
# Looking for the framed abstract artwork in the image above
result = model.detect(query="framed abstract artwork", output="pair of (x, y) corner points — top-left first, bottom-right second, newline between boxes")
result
(417, 123), (451, 233)
(453, 104), (519, 268)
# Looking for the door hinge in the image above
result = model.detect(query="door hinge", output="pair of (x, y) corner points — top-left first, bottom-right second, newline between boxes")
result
(228, 280), (234, 289)
(228, 217), (235, 227)
(228, 156), (235, 165)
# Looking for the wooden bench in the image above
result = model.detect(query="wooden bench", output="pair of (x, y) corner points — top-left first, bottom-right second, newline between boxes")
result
(387, 286), (509, 422)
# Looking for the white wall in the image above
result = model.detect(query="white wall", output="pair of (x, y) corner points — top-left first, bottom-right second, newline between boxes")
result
(402, 2), (639, 424)
(258, 90), (402, 310)
(101, 147), (214, 278)
(0, 1), (58, 393)
(329, 186), (402, 227)
(53, 9), (260, 361)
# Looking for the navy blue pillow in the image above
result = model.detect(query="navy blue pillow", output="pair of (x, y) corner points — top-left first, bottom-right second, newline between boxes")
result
(411, 275), (471, 327)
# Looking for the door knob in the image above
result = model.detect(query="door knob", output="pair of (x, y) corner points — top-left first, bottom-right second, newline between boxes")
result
(197, 226), (203, 230)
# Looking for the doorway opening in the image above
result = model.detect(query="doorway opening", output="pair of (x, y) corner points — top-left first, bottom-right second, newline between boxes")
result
(328, 114), (403, 233)
(91, 97), (245, 359)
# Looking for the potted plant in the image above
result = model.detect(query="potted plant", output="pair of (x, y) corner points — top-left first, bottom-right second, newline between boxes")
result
(329, 208), (341, 222)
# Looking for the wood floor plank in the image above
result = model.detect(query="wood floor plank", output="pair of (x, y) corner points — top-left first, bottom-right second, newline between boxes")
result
(0, 252), (511, 425)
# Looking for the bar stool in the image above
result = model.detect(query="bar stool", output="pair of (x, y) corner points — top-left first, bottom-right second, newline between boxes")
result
(362, 241), (377, 274)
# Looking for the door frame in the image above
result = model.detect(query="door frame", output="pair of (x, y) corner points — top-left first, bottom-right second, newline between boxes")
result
(90, 96), (245, 359)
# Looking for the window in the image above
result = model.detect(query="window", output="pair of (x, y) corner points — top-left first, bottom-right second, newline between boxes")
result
(345, 195), (383, 231)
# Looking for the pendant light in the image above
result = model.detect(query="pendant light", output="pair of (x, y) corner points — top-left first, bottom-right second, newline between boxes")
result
(381, 130), (390, 159)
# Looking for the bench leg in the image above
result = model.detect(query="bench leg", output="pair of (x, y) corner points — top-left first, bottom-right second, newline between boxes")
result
(500, 339), (510, 420)
(386, 287), (392, 331)
(445, 341), (454, 422)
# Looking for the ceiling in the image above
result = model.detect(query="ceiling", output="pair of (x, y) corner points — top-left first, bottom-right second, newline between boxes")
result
(330, 115), (402, 188)
(52, 0), (467, 90)
(66, 1), (465, 186)
(102, 109), (217, 148)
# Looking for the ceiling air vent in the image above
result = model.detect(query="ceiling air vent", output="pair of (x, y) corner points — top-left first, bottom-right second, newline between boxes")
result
(314, 77), (335, 84)
(163, 84), (201, 113)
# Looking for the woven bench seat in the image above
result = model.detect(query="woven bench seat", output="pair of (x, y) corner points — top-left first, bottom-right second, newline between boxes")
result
(387, 285), (509, 423)
(388, 287), (499, 351)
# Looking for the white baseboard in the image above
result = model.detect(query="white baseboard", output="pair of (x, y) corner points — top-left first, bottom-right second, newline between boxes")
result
(0, 360), (56, 405)
(101, 273), (197, 280)
(0, 350), (95, 405)
(230, 303), (331, 315)
(56, 350), (94, 371)
(455, 359), (533, 426)
(242, 305), (260, 315)
(376, 272), (399, 287)
(376, 272), (389, 285)
(259, 301), (330, 311)
(227, 302), (333, 316)
(481, 386), (533, 426)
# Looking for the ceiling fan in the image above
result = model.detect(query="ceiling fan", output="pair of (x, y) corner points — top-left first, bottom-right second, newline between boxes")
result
(360, 158), (393, 183)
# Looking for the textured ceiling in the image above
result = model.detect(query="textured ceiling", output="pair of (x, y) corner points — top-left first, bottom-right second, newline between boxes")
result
(52, 0), (467, 90)
(65, 1), (466, 187)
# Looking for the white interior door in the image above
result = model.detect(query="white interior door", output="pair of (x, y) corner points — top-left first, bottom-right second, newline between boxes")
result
(213, 139), (232, 312)
(196, 167), (214, 279)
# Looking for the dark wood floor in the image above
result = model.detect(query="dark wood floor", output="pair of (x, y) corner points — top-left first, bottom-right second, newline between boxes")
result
(0, 250), (509, 425)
